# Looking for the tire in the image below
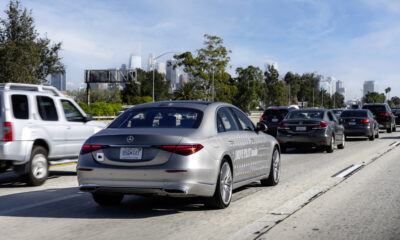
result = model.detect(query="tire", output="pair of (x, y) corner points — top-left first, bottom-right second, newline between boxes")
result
(261, 147), (280, 186)
(387, 125), (392, 133)
(338, 134), (345, 149)
(205, 160), (233, 209)
(369, 133), (375, 141)
(326, 135), (335, 153)
(280, 145), (287, 153)
(92, 192), (124, 205)
(375, 129), (380, 138)
(23, 146), (49, 186)
(393, 124), (396, 132)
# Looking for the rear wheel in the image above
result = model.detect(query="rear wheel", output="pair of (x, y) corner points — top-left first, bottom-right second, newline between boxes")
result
(387, 125), (392, 133)
(280, 144), (287, 153)
(326, 135), (335, 153)
(23, 146), (49, 186)
(338, 134), (345, 149)
(369, 133), (375, 141)
(375, 128), (380, 138)
(261, 147), (280, 186)
(393, 124), (396, 132)
(205, 160), (232, 209)
(92, 192), (124, 205)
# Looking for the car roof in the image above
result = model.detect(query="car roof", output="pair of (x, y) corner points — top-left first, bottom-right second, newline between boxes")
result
(132, 101), (228, 111)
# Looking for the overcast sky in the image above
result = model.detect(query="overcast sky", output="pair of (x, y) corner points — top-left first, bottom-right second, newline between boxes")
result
(1, 0), (400, 100)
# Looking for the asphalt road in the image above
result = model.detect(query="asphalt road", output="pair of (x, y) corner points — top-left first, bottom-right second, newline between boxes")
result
(0, 130), (399, 240)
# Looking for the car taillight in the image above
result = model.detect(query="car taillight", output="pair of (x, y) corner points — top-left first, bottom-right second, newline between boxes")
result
(277, 123), (290, 129)
(312, 121), (328, 129)
(260, 116), (267, 120)
(158, 144), (203, 156)
(3, 122), (12, 141)
(378, 112), (390, 117)
(360, 119), (370, 124)
(80, 144), (104, 154)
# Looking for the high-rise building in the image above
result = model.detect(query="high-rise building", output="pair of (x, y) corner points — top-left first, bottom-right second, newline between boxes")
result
(179, 73), (189, 87)
(318, 75), (337, 96)
(157, 62), (166, 75)
(166, 59), (179, 92)
(336, 80), (346, 98)
(129, 54), (142, 70)
(50, 72), (66, 91)
(363, 80), (376, 96)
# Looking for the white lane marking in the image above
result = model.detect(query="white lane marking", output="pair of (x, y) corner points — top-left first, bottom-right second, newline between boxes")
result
(334, 164), (363, 178)
(0, 193), (81, 215)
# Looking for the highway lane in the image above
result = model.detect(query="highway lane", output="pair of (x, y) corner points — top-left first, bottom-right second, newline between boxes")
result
(264, 139), (400, 240)
(0, 131), (399, 240)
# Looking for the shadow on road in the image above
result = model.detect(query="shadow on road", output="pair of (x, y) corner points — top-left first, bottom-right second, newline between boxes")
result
(0, 170), (76, 188)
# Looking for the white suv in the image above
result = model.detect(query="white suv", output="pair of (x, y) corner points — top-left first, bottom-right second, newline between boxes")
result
(0, 83), (105, 185)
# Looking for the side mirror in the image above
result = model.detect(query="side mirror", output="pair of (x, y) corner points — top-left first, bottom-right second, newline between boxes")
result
(256, 122), (268, 132)
(84, 114), (93, 122)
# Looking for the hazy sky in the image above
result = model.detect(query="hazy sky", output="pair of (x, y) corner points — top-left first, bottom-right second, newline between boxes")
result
(1, 0), (400, 100)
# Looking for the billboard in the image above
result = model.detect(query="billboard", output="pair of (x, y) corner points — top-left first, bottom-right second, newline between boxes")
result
(84, 69), (136, 83)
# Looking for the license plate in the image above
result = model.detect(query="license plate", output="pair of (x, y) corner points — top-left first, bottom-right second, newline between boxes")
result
(296, 126), (307, 131)
(272, 118), (278, 122)
(120, 148), (143, 160)
(349, 122), (356, 125)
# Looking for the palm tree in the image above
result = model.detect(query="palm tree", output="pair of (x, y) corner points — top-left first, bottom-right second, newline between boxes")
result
(385, 87), (391, 101)
(173, 82), (202, 100)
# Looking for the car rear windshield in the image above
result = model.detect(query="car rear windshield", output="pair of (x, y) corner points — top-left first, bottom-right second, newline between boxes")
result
(263, 109), (289, 117)
(108, 107), (203, 128)
(286, 110), (324, 120)
(362, 105), (386, 113)
(341, 111), (367, 118)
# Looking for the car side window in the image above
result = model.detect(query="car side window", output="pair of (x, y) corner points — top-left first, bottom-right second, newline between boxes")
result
(327, 111), (335, 122)
(37, 96), (58, 121)
(231, 108), (254, 131)
(217, 115), (225, 132)
(61, 100), (84, 122)
(217, 107), (239, 132)
(11, 94), (29, 119)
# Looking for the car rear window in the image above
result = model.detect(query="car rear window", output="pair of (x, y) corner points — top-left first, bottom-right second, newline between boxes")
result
(362, 105), (386, 113)
(341, 111), (367, 118)
(108, 107), (203, 128)
(287, 110), (324, 119)
(263, 109), (289, 118)
(12, 94), (29, 119)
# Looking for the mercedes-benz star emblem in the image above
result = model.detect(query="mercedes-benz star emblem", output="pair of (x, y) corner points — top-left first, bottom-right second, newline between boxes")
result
(126, 136), (134, 143)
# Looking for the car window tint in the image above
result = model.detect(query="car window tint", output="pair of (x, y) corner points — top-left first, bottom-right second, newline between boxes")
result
(37, 96), (58, 121)
(217, 108), (239, 132)
(287, 110), (324, 119)
(61, 100), (84, 122)
(341, 111), (368, 118)
(11, 95), (29, 119)
(262, 109), (288, 118)
(217, 116), (225, 132)
(109, 107), (202, 128)
(327, 112), (334, 121)
(362, 105), (386, 113)
(231, 108), (254, 131)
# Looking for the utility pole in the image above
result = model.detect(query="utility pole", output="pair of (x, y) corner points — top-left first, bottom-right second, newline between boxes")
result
(313, 88), (315, 107)
(288, 84), (291, 106)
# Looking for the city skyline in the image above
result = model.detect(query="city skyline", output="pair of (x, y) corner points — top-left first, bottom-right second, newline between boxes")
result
(2, 0), (400, 99)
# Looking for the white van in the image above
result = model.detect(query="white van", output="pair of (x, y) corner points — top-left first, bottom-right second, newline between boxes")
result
(0, 83), (105, 185)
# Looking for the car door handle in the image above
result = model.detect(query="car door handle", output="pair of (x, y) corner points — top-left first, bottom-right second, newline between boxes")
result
(66, 126), (71, 130)
(228, 140), (235, 145)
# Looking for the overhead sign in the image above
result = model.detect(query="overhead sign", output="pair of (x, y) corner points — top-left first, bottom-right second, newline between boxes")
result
(84, 69), (136, 83)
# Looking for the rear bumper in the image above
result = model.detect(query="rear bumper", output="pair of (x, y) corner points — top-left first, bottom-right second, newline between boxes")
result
(0, 141), (32, 164)
(377, 122), (391, 129)
(77, 153), (218, 197)
(277, 134), (329, 147)
(344, 127), (371, 136)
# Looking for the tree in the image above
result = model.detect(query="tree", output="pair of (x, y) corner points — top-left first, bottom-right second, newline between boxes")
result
(173, 82), (204, 100)
(331, 92), (345, 108)
(0, 0), (64, 83)
(283, 71), (301, 105)
(363, 92), (386, 103)
(385, 87), (391, 101)
(391, 96), (400, 107)
(233, 66), (263, 110)
(174, 34), (231, 101)
(264, 64), (281, 106)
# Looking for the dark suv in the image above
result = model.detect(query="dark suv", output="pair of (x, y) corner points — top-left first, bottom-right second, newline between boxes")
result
(259, 106), (295, 136)
(362, 103), (396, 133)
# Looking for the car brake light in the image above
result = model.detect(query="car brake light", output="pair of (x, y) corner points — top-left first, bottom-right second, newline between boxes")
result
(3, 122), (12, 141)
(360, 119), (370, 124)
(277, 123), (290, 129)
(80, 144), (105, 154)
(378, 112), (390, 117)
(312, 121), (328, 129)
(260, 116), (267, 120)
(158, 144), (203, 156)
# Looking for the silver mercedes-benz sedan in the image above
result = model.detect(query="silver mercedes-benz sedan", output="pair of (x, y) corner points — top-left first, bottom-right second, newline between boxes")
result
(77, 101), (280, 209)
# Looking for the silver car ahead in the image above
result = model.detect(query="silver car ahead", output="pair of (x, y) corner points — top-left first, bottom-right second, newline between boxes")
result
(77, 101), (280, 209)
